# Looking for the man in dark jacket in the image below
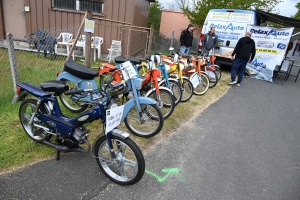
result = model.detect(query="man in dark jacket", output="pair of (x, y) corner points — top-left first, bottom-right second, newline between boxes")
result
(203, 27), (218, 53)
(229, 32), (256, 86)
(180, 24), (194, 55)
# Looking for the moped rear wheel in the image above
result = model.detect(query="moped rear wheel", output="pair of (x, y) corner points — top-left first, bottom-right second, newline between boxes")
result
(19, 99), (52, 143)
(59, 80), (88, 113)
(124, 104), (164, 138)
(94, 134), (145, 185)
(205, 70), (218, 88)
(144, 88), (175, 119)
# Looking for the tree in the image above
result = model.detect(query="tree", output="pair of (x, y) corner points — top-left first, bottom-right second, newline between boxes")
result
(182, 0), (282, 26)
(292, 2), (300, 19)
(148, 1), (164, 30)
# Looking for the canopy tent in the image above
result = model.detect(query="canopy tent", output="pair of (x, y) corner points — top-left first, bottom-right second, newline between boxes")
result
(254, 9), (300, 28)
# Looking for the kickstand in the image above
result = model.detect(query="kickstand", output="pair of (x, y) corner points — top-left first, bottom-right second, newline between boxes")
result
(56, 150), (60, 161)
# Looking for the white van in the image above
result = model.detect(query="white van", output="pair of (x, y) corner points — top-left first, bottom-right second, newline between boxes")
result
(199, 9), (261, 66)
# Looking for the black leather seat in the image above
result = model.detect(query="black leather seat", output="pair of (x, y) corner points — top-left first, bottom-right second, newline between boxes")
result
(129, 57), (141, 65)
(41, 80), (69, 94)
(64, 60), (99, 79)
(114, 56), (127, 64)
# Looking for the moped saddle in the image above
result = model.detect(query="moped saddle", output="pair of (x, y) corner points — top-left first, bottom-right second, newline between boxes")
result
(41, 80), (69, 94)
(64, 60), (99, 79)
(128, 57), (141, 65)
(114, 56), (127, 64)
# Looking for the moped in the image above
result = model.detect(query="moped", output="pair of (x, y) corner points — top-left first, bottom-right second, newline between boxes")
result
(57, 58), (164, 138)
(15, 79), (145, 185)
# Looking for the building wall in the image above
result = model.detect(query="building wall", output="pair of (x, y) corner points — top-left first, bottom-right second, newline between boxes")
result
(159, 9), (202, 39)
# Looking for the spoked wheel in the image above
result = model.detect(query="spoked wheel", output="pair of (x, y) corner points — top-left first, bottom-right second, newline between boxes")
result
(160, 80), (182, 106)
(58, 80), (88, 113)
(19, 99), (52, 143)
(205, 70), (218, 88)
(214, 65), (222, 80)
(192, 74), (210, 95)
(124, 104), (164, 138)
(99, 72), (114, 91)
(94, 134), (145, 185)
(144, 88), (175, 119)
(178, 78), (194, 102)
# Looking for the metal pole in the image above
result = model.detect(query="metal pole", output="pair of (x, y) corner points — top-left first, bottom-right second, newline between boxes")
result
(85, 11), (92, 68)
(7, 33), (20, 104)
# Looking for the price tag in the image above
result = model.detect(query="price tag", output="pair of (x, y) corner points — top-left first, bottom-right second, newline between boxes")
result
(191, 75), (200, 88)
(105, 105), (124, 134)
(121, 61), (137, 81)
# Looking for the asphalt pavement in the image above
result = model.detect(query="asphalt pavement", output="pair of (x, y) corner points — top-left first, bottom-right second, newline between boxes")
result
(1, 56), (300, 200)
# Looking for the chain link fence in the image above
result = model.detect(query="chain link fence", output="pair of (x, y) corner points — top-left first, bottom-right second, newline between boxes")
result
(150, 30), (200, 55)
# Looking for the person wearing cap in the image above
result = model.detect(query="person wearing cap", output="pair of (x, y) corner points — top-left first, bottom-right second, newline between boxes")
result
(179, 24), (195, 55)
(203, 27), (218, 53)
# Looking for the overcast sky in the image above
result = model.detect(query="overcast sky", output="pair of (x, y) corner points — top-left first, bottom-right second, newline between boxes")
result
(158, 0), (299, 17)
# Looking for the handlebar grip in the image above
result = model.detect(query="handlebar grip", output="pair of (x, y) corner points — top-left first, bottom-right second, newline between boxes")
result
(64, 89), (84, 95)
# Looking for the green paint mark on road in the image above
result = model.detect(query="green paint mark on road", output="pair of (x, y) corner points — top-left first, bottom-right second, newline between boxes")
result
(145, 168), (181, 183)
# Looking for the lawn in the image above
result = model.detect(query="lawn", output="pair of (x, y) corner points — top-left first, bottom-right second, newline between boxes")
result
(0, 47), (231, 174)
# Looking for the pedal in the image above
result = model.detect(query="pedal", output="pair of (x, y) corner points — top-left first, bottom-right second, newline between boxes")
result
(33, 128), (44, 136)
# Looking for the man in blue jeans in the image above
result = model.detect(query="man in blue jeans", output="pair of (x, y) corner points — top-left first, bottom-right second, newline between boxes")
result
(179, 24), (195, 55)
(229, 31), (256, 86)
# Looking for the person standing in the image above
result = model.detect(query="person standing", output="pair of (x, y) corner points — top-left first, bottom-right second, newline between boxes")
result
(180, 24), (194, 55)
(203, 27), (218, 53)
(229, 31), (256, 86)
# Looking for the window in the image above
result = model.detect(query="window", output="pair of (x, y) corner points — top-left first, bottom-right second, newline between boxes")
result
(52, 0), (103, 14)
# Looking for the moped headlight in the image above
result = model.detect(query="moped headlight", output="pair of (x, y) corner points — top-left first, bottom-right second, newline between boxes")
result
(134, 77), (145, 90)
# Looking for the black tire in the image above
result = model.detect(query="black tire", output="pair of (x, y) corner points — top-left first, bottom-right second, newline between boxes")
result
(124, 104), (164, 138)
(214, 65), (222, 80)
(144, 88), (175, 119)
(161, 80), (182, 106)
(94, 134), (145, 185)
(192, 74), (210, 96)
(205, 70), (218, 88)
(58, 80), (88, 113)
(99, 72), (114, 91)
(179, 78), (194, 102)
(19, 99), (52, 143)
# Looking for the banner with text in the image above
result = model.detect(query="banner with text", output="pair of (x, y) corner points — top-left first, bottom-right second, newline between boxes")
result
(245, 25), (294, 82)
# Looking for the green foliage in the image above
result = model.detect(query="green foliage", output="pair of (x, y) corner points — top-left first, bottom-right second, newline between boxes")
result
(292, 2), (300, 19)
(148, 1), (164, 30)
(182, 0), (282, 26)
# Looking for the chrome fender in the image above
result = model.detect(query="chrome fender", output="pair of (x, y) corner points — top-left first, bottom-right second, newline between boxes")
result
(144, 86), (173, 97)
(122, 96), (157, 121)
(158, 78), (178, 86)
(56, 72), (98, 90)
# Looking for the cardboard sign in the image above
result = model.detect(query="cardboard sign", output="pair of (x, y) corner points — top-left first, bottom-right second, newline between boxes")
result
(121, 61), (137, 81)
(191, 74), (200, 88)
(84, 19), (95, 33)
(105, 105), (124, 134)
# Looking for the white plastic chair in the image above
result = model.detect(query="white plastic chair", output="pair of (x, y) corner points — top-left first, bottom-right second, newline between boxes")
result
(107, 40), (122, 63)
(56, 32), (73, 56)
(91, 36), (103, 61)
(72, 35), (86, 60)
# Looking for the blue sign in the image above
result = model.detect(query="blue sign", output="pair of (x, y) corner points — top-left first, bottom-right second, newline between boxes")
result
(210, 23), (244, 31)
(250, 28), (290, 37)
(252, 59), (266, 68)
(277, 43), (286, 49)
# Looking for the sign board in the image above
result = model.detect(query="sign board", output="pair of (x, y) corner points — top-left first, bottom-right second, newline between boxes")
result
(105, 105), (124, 134)
(121, 61), (137, 81)
(245, 25), (294, 82)
(84, 19), (95, 33)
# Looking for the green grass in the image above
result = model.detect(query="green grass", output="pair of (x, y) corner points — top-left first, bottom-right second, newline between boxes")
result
(0, 47), (231, 173)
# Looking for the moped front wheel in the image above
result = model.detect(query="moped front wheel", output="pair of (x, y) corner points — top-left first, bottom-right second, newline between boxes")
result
(59, 80), (88, 113)
(94, 134), (145, 185)
(19, 99), (52, 143)
(179, 78), (194, 102)
(124, 104), (164, 138)
(144, 88), (175, 119)
(160, 80), (182, 106)
(192, 74), (209, 95)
